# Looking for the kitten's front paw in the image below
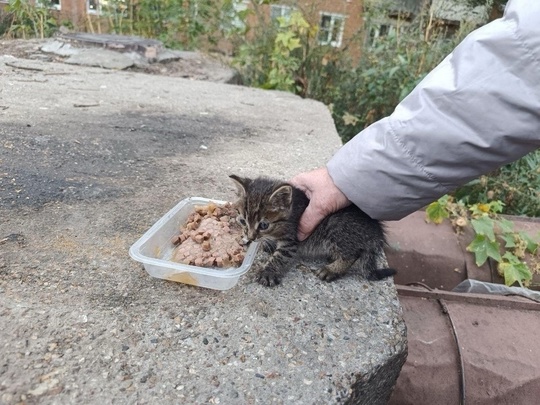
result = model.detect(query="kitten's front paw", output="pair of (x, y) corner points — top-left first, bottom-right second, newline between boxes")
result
(255, 270), (281, 287)
(315, 266), (339, 282)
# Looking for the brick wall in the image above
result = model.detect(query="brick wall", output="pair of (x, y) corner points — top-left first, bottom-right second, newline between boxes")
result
(248, 0), (365, 62)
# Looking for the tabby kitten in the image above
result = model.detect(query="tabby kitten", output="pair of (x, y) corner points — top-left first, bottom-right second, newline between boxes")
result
(229, 175), (396, 287)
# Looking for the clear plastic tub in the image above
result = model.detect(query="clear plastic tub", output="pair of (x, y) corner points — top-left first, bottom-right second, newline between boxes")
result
(129, 197), (259, 290)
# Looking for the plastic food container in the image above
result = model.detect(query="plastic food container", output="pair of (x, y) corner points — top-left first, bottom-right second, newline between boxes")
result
(129, 197), (259, 290)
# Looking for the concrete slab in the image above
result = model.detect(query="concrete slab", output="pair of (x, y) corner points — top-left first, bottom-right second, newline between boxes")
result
(64, 48), (135, 70)
(59, 32), (162, 59)
(40, 40), (80, 57)
(3, 37), (240, 83)
(0, 56), (406, 404)
(156, 49), (186, 64)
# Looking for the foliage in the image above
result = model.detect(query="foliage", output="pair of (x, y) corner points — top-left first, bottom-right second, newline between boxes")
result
(232, 0), (360, 96)
(319, 8), (473, 142)
(85, 0), (244, 50)
(233, 1), (476, 141)
(235, 9), (319, 92)
(133, 0), (218, 49)
(1, 0), (248, 47)
(426, 196), (540, 287)
(453, 150), (540, 217)
(3, 0), (57, 39)
(264, 12), (311, 92)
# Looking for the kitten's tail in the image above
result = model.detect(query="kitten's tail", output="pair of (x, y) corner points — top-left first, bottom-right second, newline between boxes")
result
(371, 268), (397, 280)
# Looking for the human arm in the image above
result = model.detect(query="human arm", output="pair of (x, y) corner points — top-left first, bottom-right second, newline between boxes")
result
(292, 0), (540, 239)
(327, 0), (540, 221)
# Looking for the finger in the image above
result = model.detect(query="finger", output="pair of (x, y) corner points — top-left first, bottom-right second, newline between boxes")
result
(297, 204), (323, 241)
(289, 175), (310, 195)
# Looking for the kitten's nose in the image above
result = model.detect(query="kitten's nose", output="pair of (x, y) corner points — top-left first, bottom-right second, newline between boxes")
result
(247, 230), (258, 241)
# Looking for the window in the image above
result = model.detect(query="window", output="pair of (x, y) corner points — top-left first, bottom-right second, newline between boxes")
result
(87, 0), (99, 14)
(87, 0), (126, 15)
(318, 13), (345, 47)
(270, 5), (293, 21)
(367, 23), (397, 46)
(38, 0), (60, 10)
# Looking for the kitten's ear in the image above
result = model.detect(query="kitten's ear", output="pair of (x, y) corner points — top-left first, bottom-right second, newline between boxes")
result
(229, 175), (249, 197)
(269, 184), (293, 211)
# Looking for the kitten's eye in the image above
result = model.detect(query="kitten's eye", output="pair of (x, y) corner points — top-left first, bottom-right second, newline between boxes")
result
(237, 217), (246, 226)
(258, 221), (269, 230)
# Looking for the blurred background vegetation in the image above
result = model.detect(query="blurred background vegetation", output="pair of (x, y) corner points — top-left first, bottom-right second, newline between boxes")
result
(1, 0), (538, 217)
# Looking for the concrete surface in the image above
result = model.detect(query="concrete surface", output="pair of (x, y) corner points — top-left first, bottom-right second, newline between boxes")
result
(64, 48), (136, 70)
(58, 33), (162, 59)
(39, 36), (241, 83)
(0, 55), (406, 404)
(1, 37), (239, 84)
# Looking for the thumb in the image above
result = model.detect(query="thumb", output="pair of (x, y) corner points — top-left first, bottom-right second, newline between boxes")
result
(297, 203), (323, 241)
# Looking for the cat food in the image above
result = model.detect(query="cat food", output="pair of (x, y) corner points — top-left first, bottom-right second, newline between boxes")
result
(171, 202), (246, 268)
(129, 197), (260, 290)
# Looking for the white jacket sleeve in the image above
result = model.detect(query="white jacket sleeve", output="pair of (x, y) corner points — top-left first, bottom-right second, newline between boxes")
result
(327, 0), (540, 221)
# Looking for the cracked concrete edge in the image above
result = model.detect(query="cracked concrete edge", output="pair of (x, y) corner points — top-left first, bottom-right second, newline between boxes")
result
(347, 347), (409, 405)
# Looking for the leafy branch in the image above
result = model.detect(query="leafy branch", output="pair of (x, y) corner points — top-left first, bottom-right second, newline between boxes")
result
(426, 196), (539, 287)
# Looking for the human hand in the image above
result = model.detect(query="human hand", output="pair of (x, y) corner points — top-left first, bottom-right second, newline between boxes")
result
(290, 167), (351, 241)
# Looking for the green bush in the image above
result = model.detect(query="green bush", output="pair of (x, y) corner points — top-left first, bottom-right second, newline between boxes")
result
(312, 13), (471, 142)
(234, 9), (324, 93)
(3, 0), (57, 39)
(427, 196), (539, 287)
(131, 0), (219, 49)
(232, 2), (472, 141)
(94, 0), (240, 50)
(232, 0), (365, 96)
(453, 150), (540, 217)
